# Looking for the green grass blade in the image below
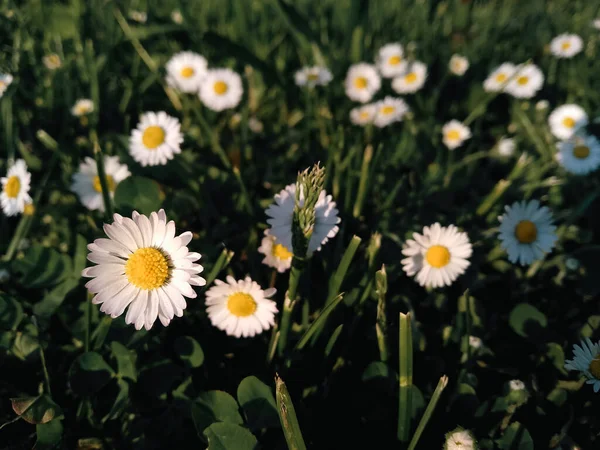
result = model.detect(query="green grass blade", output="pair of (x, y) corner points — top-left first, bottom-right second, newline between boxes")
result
(398, 312), (413, 442)
(275, 374), (307, 450)
(407, 376), (449, 450)
(295, 294), (344, 351)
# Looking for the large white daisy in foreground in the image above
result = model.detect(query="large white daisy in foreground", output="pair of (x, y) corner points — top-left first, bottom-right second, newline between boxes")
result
(565, 338), (600, 393)
(497, 200), (557, 266)
(376, 43), (407, 78)
(483, 63), (516, 92)
(71, 156), (131, 212)
(165, 51), (208, 94)
(199, 68), (244, 112)
(294, 66), (333, 88)
(350, 104), (377, 126)
(556, 134), (600, 175)
(442, 120), (471, 150)
(82, 210), (205, 330)
(401, 223), (472, 288)
(373, 96), (409, 128)
(129, 111), (183, 166)
(258, 230), (293, 273)
(548, 104), (587, 141)
(504, 63), (544, 99)
(391, 61), (427, 94)
(1, 159), (32, 216)
(344, 63), (381, 103)
(205, 276), (278, 338)
(265, 183), (340, 255)
(550, 34), (583, 59)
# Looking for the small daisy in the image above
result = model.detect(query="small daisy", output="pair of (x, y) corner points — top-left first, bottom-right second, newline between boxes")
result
(71, 99), (94, 117)
(444, 429), (476, 450)
(497, 200), (557, 266)
(536, 100), (550, 111)
(504, 63), (544, 99)
(550, 34), (584, 58)
(82, 210), (206, 330)
(344, 63), (381, 103)
(165, 51), (208, 94)
(401, 223), (472, 288)
(509, 379), (526, 391)
(373, 96), (409, 128)
(43, 53), (62, 70)
(71, 156), (131, 212)
(483, 63), (516, 92)
(199, 68), (244, 112)
(449, 54), (469, 76)
(350, 103), (377, 126)
(442, 120), (471, 150)
(129, 111), (184, 167)
(265, 183), (340, 255)
(593, 19), (600, 30)
(294, 66), (333, 88)
(556, 134), (600, 175)
(469, 336), (482, 349)
(548, 104), (588, 140)
(258, 230), (293, 273)
(129, 10), (147, 23)
(391, 61), (427, 94)
(498, 137), (516, 156)
(1, 159), (32, 217)
(0, 74), (14, 98)
(171, 9), (184, 24)
(376, 43), (407, 78)
(205, 276), (278, 338)
(565, 338), (600, 393)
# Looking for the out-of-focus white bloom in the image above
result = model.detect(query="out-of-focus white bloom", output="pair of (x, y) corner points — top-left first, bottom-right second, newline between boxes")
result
(1, 159), (32, 217)
(565, 338), (600, 393)
(71, 99), (94, 117)
(165, 51), (208, 94)
(43, 54), (62, 70)
(449, 54), (469, 76)
(294, 66), (333, 88)
(376, 43), (407, 78)
(469, 336), (482, 349)
(391, 61), (427, 94)
(483, 63), (516, 92)
(129, 10), (147, 23)
(442, 120), (471, 150)
(129, 111), (184, 166)
(556, 134), (600, 175)
(509, 379), (526, 391)
(248, 117), (264, 133)
(199, 68), (244, 112)
(498, 137), (516, 156)
(171, 9), (184, 24)
(550, 34), (584, 58)
(372, 96), (409, 128)
(344, 63), (381, 103)
(504, 63), (544, 99)
(444, 429), (477, 450)
(350, 104), (377, 126)
(548, 104), (588, 140)
(258, 230), (292, 273)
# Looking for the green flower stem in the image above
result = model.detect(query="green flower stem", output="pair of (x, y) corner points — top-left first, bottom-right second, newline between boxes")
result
(277, 260), (303, 356)
(398, 312), (413, 442)
(2, 215), (30, 262)
(92, 135), (114, 221)
(513, 102), (553, 161)
(2, 97), (14, 162)
(375, 266), (388, 362)
(353, 145), (373, 218)
(295, 293), (344, 351)
(459, 290), (471, 361)
(326, 236), (361, 306)
(204, 248), (235, 287)
(407, 375), (449, 450)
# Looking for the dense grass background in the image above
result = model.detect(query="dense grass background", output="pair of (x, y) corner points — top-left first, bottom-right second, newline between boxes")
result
(1, 0), (599, 448)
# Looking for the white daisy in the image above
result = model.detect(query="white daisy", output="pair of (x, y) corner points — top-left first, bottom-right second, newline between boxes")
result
(497, 137), (516, 156)
(509, 379), (526, 391)
(294, 66), (333, 88)
(205, 276), (278, 338)
(350, 103), (377, 126)
(556, 134), (600, 175)
(171, 9), (183, 24)
(258, 230), (292, 273)
(165, 51), (208, 94)
(71, 156), (131, 212)
(43, 54), (62, 70)
(550, 34), (584, 58)
(344, 63), (381, 103)
(1, 159), (32, 217)
(565, 338), (600, 393)
(594, 19), (600, 30)
(373, 96), (409, 128)
(442, 120), (471, 150)
(548, 104), (588, 140)
(71, 99), (94, 117)
(265, 183), (340, 255)
(497, 200), (557, 266)
(391, 61), (427, 94)
(449, 54), (469, 76)
(0, 74), (13, 98)
(504, 63), (544, 99)
(199, 68), (244, 112)
(401, 223), (472, 289)
(444, 429), (476, 450)
(129, 10), (147, 23)
(469, 336), (482, 349)
(376, 43), (407, 78)
(81, 209), (206, 330)
(129, 111), (184, 167)
(483, 63), (516, 92)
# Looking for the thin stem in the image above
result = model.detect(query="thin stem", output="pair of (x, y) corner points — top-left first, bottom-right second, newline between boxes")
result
(277, 262), (302, 356)
(85, 293), (91, 353)
(353, 145), (373, 218)
(398, 312), (413, 442)
(407, 376), (449, 450)
(39, 342), (52, 398)
(92, 135), (114, 220)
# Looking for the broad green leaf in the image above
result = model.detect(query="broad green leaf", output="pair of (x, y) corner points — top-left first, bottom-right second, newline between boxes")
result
(12, 246), (69, 289)
(509, 304), (547, 337)
(68, 352), (114, 396)
(114, 176), (162, 216)
(203, 422), (258, 450)
(13, 331), (39, 360)
(237, 376), (279, 430)
(36, 418), (63, 449)
(0, 294), (24, 330)
(192, 391), (244, 438)
(174, 336), (204, 369)
(110, 341), (137, 381)
(11, 395), (61, 425)
(496, 422), (534, 450)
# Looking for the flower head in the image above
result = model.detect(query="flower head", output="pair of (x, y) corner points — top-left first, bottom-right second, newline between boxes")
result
(43, 54), (62, 70)
(0, 74), (13, 98)
(71, 99), (94, 117)
(294, 66), (332, 88)
(498, 137), (516, 156)
(509, 379), (526, 391)
(199, 68), (244, 112)
(483, 63), (516, 92)
(129, 10), (147, 23)
(391, 61), (427, 94)
(376, 43), (407, 78)
(350, 104), (377, 126)
(444, 428), (477, 450)
(565, 338), (600, 393)
(548, 104), (588, 140)
(171, 9), (183, 24)
(550, 34), (584, 58)
(166, 51), (208, 94)
(449, 54), (469, 76)
(504, 63), (544, 99)
(1, 159), (32, 216)
(442, 120), (471, 150)
(258, 230), (293, 273)
(344, 63), (381, 103)
(129, 111), (184, 166)
(556, 133), (600, 175)
(373, 96), (409, 128)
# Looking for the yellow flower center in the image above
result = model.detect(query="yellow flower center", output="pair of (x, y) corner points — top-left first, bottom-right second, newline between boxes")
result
(405, 72), (417, 83)
(23, 203), (35, 216)
(359, 111), (370, 120)
(227, 292), (257, 317)
(495, 73), (507, 83)
(92, 175), (116, 193)
(4, 176), (21, 198)
(307, 73), (319, 81)
(517, 76), (529, 86)
(514, 220), (537, 244)
(561, 41), (571, 51)
(354, 77), (368, 89)
(425, 245), (451, 268)
(380, 106), (395, 115)
(573, 145), (590, 159)
(388, 55), (402, 66)
(446, 130), (461, 141)
(213, 80), (228, 95)
(142, 126), (166, 149)
(589, 355), (600, 379)
(180, 67), (195, 78)
(125, 247), (170, 290)
(272, 243), (293, 259)
(562, 117), (575, 128)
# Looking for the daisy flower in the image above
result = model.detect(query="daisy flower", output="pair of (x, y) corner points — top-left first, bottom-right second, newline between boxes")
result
(504, 63), (544, 99)
(376, 43), (407, 78)
(449, 54), (469, 76)
(350, 104), (377, 126)
(550, 34), (584, 58)
(129, 10), (147, 23)
(171, 9), (184, 24)
(258, 230), (293, 273)
(594, 19), (600, 30)
(401, 223), (472, 288)
(43, 53), (62, 70)
(344, 63), (381, 103)
(509, 379), (526, 391)
(0, 74), (13, 98)
(1, 159), (32, 217)
(129, 111), (184, 167)
(548, 104), (588, 140)
(265, 183), (340, 255)
(82, 210), (206, 330)
(483, 63), (516, 92)
(565, 338), (600, 393)
(294, 66), (333, 88)
(442, 120), (471, 150)
(391, 61), (427, 94)
(373, 96), (409, 128)
(469, 336), (482, 349)
(71, 156), (131, 212)
(199, 68), (244, 112)
(444, 429), (477, 450)
(497, 137), (516, 156)
(165, 51), (208, 94)
(497, 200), (557, 265)
(556, 134), (600, 175)
(205, 276), (278, 338)
(71, 99), (94, 117)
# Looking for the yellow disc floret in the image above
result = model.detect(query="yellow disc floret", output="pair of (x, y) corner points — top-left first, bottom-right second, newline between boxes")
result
(354, 77), (367, 89)
(495, 73), (507, 83)
(426, 245), (451, 268)
(517, 76), (529, 86)
(93, 175), (116, 193)
(562, 117), (575, 128)
(213, 81), (228, 95)
(227, 292), (257, 317)
(380, 106), (395, 115)
(125, 247), (170, 290)
(4, 176), (21, 198)
(405, 72), (417, 84)
(589, 356), (600, 379)
(446, 130), (461, 142)
(514, 220), (537, 244)
(272, 244), (293, 260)
(180, 67), (194, 78)
(388, 55), (402, 66)
(142, 126), (166, 149)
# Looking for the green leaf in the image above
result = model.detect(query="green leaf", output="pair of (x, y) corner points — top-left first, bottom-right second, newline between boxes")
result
(33, 277), (79, 319)
(203, 422), (258, 450)
(36, 418), (63, 449)
(362, 361), (397, 382)
(68, 352), (114, 396)
(275, 375), (307, 450)
(114, 176), (162, 216)
(581, 315), (600, 339)
(508, 303), (547, 337)
(237, 376), (280, 430)
(496, 422), (534, 450)
(110, 342), (137, 381)
(174, 336), (204, 369)
(546, 343), (567, 375)
(12, 246), (69, 289)
(11, 395), (61, 425)
(103, 378), (130, 422)
(0, 294), (24, 330)
(192, 391), (244, 438)
(12, 325), (40, 360)
(295, 294), (344, 350)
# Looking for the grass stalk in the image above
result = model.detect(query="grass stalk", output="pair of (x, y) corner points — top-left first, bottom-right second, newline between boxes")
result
(407, 376), (449, 450)
(275, 374), (307, 450)
(375, 265), (388, 362)
(353, 145), (373, 218)
(398, 312), (413, 442)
